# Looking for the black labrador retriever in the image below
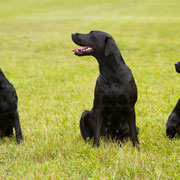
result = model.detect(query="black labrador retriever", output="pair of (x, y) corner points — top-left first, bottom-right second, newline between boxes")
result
(166, 62), (180, 138)
(72, 31), (139, 148)
(0, 69), (23, 143)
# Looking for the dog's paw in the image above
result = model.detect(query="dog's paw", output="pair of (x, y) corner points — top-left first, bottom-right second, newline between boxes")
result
(135, 144), (140, 151)
(17, 138), (24, 144)
(93, 143), (100, 148)
(133, 141), (140, 150)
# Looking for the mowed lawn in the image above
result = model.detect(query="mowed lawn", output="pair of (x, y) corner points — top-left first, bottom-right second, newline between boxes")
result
(0, 0), (179, 179)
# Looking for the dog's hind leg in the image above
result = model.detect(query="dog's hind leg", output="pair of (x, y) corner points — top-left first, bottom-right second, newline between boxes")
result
(127, 108), (139, 149)
(80, 110), (93, 141)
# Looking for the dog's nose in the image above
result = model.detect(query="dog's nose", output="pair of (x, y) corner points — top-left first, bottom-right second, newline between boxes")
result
(72, 33), (76, 36)
(175, 62), (178, 66)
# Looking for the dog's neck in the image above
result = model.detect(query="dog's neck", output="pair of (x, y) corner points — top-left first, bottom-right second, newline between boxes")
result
(95, 51), (127, 79)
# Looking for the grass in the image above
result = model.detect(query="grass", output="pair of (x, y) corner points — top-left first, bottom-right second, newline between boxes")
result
(0, 0), (179, 179)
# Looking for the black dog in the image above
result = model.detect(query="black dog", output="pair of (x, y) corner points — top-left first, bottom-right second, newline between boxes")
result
(72, 31), (139, 148)
(0, 69), (23, 143)
(166, 62), (180, 138)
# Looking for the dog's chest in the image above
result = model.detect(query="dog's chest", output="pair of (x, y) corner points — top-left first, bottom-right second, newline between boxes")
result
(0, 89), (17, 116)
(0, 96), (15, 129)
(99, 87), (130, 124)
(99, 93), (129, 131)
(101, 88), (129, 109)
(0, 117), (12, 130)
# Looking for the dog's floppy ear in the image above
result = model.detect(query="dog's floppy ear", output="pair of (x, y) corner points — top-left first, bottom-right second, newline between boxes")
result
(105, 37), (116, 57)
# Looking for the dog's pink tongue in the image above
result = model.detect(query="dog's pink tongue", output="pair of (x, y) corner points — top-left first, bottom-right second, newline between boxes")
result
(71, 48), (78, 52)
(71, 46), (88, 52)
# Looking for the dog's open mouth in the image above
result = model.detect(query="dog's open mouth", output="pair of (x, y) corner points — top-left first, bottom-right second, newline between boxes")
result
(71, 46), (93, 56)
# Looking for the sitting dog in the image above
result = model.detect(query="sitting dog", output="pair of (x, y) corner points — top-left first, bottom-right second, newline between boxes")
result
(166, 62), (180, 138)
(72, 31), (139, 148)
(0, 69), (23, 143)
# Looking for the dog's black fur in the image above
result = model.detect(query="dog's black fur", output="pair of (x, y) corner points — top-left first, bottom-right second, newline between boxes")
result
(72, 31), (139, 148)
(166, 62), (180, 138)
(175, 62), (180, 73)
(0, 69), (23, 143)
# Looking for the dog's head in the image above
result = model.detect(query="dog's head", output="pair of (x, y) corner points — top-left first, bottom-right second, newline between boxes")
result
(71, 31), (118, 57)
(175, 62), (180, 73)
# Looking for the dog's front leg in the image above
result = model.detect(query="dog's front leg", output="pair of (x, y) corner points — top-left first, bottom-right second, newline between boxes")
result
(93, 112), (102, 148)
(12, 111), (24, 144)
(128, 108), (139, 149)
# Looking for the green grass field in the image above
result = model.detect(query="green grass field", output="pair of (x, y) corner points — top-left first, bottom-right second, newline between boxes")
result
(0, 0), (179, 179)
